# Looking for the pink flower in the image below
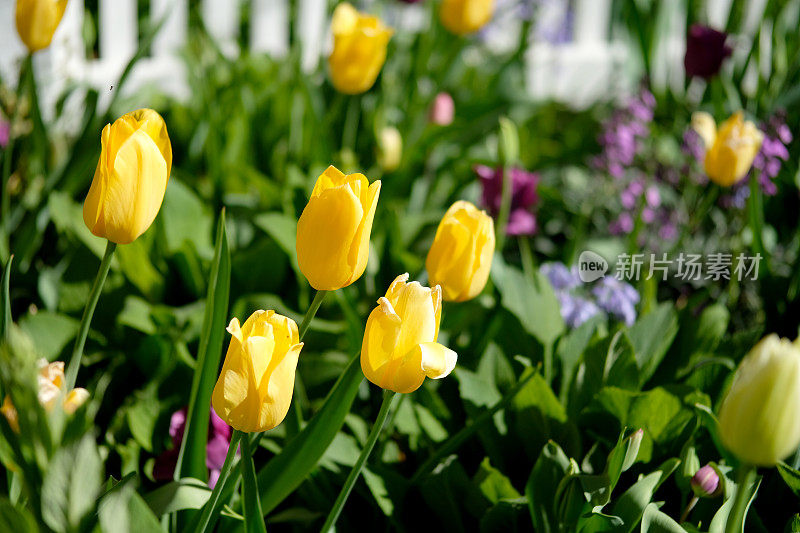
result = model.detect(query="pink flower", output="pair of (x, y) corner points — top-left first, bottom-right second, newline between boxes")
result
(475, 164), (539, 236)
(153, 406), (233, 488)
(429, 92), (455, 126)
(0, 120), (9, 148)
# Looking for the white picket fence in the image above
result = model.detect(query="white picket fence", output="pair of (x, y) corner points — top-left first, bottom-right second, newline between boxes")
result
(0, 0), (770, 126)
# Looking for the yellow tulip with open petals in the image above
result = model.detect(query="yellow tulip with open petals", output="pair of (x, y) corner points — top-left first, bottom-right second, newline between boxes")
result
(328, 3), (393, 94)
(15, 0), (68, 53)
(361, 274), (457, 394)
(426, 200), (495, 302)
(296, 165), (381, 290)
(83, 109), (172, 244)
(440, 0), (495, 36)
(212, 310), (303, 433)
(692, 111), (763, 187)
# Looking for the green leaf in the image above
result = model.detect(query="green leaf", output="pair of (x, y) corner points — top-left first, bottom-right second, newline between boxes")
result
(628, 303), (677, 383)
(611, 458), (679, 532)
(570, 331), (639, 416)
(474, 457), (521, 504)
(557, 315), (603, 403)
(1, 256), (11, 340)
(708, 473), (761, 533)
(0, 498), (37, 532)
(491, 256), (565, 347)
(253, 212), (300, 271)
(257, 351), (363, 515)
(159, 178), (213, 257)
(480, 497), (530, 532)
(98, 479), (162, 533)
(778, 462), (800, 497)
(526, 441), (571, 533)
(18, 312), (78, 361)
(177, 210), (231, 482)
(640, 503), (686, 533)
(143, 478), (211, 516)
(40, 435), (102, 533)
(241, 436), (267, 533)
(420, 456), (490, 532)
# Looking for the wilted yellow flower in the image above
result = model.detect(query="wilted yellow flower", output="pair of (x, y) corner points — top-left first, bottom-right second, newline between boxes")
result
(328, 3), (393, 94)
(692, 111), (763, 187)
(718, 334), (800, 466)
(426, 201), (495, 302)
(361, 274), (457, 393)
(212, 310), (303, 433)
(377, 126), (402, 172)
(440, 0), (495, 36)
(0, 360), (89, 433)
(83, 109), (172, 245)
(15, 0), (68, 53)
(296, 165), (381, 291)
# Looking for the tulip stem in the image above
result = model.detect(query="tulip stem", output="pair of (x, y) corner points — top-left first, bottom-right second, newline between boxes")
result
(299, 290), (327, 341)
(724, 464), (756, 533)
(320, 390), (397, 532)
(496, 164), (513, 251)
(240, 432), (267, 533)
(65, 240), (116, 390)
(195, 430), (243, 533)
(679, 495), (698, 523)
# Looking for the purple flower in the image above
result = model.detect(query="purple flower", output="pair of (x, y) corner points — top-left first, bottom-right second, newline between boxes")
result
(475, 165), (539, 236)
(750, 112), (792, 196)
(557, 292), (602, 328)
(691, 464), (721, 498)
(541, 262), (581, 291)
(0, 120), (9, 148)
(595, 89), (655, 177)
(684, 25), (732, 79)
(153, 406), (233, 487)
(592, 276), (639, 326)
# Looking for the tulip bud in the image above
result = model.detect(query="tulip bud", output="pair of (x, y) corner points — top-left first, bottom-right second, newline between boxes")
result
(361, 273), (457, 393)
(440, 0), (495, 36)
(684, 25), (732, 79)
(83, 109), (172, 244)
(328, 3), (393, 95)
(212, 311), (303, 433)
(296, 165), (381, 291)
(700, 111), (763, 187)
(377, 126), (402, 172)
(15, 0), (67, 53)
(718, 334), (800, 466)
(0, 359), (89, 433)
(691, 464), (721, 498)
(429, 92), (455, 126)
(425, 201), (495, 302)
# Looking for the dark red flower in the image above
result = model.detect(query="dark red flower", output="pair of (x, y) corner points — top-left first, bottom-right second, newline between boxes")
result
(684, 24), (731, 79)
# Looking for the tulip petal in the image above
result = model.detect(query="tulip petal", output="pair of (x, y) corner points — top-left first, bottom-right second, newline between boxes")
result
(393, 281), (437, 357)
(392, 342), (457, 393)
(347, 179), (381, 285)
(63, 388), (89, 414)
(361, 298), (402, 390)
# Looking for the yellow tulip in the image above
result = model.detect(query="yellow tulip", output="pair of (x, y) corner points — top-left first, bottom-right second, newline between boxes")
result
(15, 0), (68, 53)
(377, 126), (402, 172)
(693, 111), (763, 187)
(83, 108), (172, 245)
(426, 201), (495, 302)
(440, 0), (495, 36)
(328, 3), (393, 95)
(296, 165), (381, 291)
(0, 360), (89, 433)
(361, 273), (457, 393)
(212, 310), (303, 433)
(718, 334), (800, 466)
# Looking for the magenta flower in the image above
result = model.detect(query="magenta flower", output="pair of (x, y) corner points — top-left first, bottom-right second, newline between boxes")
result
(691, 464), (721, 498)
(684, 25), (731, 79)
(429, 92), (455, 126)
(153, 406), (233, 487)
(475, 164), (539, 236)
(0, 120), (9, 148)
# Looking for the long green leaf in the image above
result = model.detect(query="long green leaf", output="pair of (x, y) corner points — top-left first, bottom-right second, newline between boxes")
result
(241, 437), (267, 533)
(1, 255), (11, 340)
(177, 210), (231, 482)
(257, 351), (363, 515)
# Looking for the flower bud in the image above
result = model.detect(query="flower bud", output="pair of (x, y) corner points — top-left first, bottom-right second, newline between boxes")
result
(717, 334), (800, 466)
(0, 360), (89, 433)
(328, 3), (393, 95)
(15, 0), (67, 53)
(83, 109), (172, 244)
(296, 165), (381, 290)
(440, 0), (495, 35)
(429, 93), (455, 126)
(691, 464), (721, 498)
(212, 310), (303, 433)
(377, 126), (402, 172)
(361, 274), (457, 393)
(698, 111), (763, 187)
(425, 201), (495, 302)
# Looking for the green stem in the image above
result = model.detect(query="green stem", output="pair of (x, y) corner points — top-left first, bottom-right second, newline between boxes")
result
(320, 390), (397, 532)
(543, 342), (553, 385)
(1, 57), (29, 251)
(342, 96), (360, 153)
(412, 368), (538, 482)
(747, 172), (769, 272)
(519, 237), (535, 279)
(496, 164), (513, 251)
(725, 464), (756, 533)
(241, 432), (267, 533)
(298, 289), (327, 341)
(195, 430), (243, 533)
(65, 240), (116, 390)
